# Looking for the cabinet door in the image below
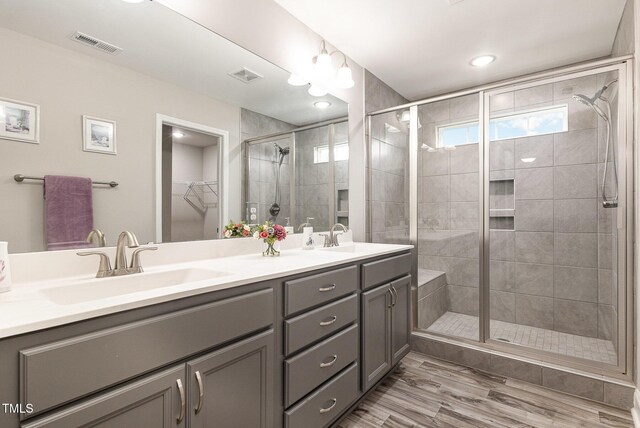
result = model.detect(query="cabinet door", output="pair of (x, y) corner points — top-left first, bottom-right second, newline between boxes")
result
(391, 275), (411, 366)
(188, 329), (274, 428)
(23, 366), (186, 428)
(361, 283), (392, 391)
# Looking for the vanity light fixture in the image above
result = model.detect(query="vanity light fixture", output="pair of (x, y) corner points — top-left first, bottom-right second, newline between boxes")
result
(172, 131), (185, 138)
(470, 55), (496, 67)
(314, 101), (332, 109)
(288, 40), (355, 96)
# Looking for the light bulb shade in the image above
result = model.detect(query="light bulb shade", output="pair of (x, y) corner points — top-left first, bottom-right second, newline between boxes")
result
(315, 52), (333, 79)
(399, 110), (410, 122)
(308, 84), (328, 97)
(336, 65), (354, 89)
(287, 73), (308, 86)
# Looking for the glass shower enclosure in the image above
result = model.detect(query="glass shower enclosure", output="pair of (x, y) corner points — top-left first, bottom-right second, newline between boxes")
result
(368, 59), (632, 377)
(244, 120), (349, 231)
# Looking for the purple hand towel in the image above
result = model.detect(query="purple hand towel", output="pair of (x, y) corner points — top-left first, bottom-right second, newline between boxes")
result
(44, 175), (94, 251)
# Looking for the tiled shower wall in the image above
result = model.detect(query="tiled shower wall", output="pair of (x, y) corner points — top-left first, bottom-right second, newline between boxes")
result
(419, 94), (481, 322)
(242, 108), (295, 225)
(488, 74), (618, 342)
(366, 70), (410, 244)
(370, 114), (410, 244)
(294, 122), (349, 232)
(419, 75), (618, 343)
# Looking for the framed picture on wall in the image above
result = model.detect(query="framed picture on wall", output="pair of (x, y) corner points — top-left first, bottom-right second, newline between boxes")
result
(0, 97), (39, 144)
(83, 116), (116, 155)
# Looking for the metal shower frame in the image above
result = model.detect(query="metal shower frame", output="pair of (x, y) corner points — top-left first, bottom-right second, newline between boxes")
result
(366, 55), (634, 380)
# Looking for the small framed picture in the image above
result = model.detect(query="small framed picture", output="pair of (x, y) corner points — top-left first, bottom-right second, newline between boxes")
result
(0, 97), (39, 144)
(83, 115), (116, 155)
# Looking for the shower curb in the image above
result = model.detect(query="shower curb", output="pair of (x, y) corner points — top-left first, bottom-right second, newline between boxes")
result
(411, 332), (634, 411)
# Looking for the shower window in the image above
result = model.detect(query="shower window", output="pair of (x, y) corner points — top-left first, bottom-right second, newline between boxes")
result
(313, 142), (349, 164)
(436, 105), (568, 148)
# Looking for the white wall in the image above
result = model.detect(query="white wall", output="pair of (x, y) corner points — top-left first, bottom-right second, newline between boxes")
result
(0, 27), (241, 252)
(156, 0), (367, 240)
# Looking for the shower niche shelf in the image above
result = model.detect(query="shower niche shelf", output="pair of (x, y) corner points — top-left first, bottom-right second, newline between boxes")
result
(489, 177), (514, 230)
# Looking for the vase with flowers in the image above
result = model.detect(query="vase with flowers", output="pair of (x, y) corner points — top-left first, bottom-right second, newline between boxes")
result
(223, 221), (251, 238)
(252, 222), (287, 256)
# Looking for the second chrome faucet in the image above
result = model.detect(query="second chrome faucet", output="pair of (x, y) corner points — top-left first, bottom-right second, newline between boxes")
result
(78, 231), (157, 278)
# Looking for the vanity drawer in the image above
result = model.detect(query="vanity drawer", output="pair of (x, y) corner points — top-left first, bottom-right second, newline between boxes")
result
(285, 265), (357, 316)
(285, 363), (358, 428)
(362, 252), (411, 290)
(284, 324), (358, 407)
(284, 294), (357, 355)
(20, 288), (273, 416)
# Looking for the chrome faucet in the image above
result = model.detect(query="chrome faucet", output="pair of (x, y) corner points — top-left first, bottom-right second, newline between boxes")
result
(86, 228), (106, 247)
(78, 231), (157, 278)
(297, 217), (314, 232)
(113, 231), (140, 275)
(323, 223), (348, 247)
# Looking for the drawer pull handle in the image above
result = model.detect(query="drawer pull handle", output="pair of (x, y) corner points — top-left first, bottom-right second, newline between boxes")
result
(176, 379), (186, 424)
(319, 316), (338, 326)
(319, 398), (337, 414)
(320, 355), (338, 368)
(391, 286), (398, 306)
(387, 288), (393, 308)
(319, 284), (337, 292)
(195, 370), (204, 414)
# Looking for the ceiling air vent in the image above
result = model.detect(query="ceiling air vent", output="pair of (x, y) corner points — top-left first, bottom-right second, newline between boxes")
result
(70, 31), (123, 55)
(228, 68), (263, 84)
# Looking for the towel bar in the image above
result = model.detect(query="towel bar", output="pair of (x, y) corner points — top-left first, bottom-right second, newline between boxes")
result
(13, 174), (118, 188)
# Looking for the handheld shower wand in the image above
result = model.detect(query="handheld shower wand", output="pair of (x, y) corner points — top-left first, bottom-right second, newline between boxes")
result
(572, 79), (618, 208)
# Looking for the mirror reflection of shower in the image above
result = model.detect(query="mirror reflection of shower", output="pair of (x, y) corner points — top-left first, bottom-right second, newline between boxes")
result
(572, 79), (618, 208)
(269, 142), (290, 222)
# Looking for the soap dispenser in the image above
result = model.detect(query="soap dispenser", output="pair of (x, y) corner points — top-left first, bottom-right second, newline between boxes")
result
(300, 217), (315, 250)
(284, 217), (294, 235)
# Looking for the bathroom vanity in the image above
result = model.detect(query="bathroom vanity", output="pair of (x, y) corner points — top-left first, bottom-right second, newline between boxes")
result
(0, 242), (412, 428)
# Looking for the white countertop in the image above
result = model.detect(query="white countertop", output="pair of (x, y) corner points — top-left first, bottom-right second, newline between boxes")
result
(0, 240), (412, 338)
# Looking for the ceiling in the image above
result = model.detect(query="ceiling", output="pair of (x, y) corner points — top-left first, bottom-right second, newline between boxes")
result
(0, 0), (347, 126)
(274, 0), (627, 100)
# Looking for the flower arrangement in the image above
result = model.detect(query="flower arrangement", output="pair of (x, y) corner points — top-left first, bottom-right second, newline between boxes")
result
(252, 222), (287, 256)
(224, 221), (251, 238)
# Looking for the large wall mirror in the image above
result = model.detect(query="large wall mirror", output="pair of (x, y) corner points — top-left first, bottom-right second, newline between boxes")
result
(0, 0), (348, 253)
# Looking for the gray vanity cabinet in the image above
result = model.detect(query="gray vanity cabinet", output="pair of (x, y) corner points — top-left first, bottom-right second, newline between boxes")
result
(391, 275), (411, 366)
(361, 283), (392, 391)
(361, 274), (412, 392)
(22, 366), (186, 428)
(187, 330), (274, 428)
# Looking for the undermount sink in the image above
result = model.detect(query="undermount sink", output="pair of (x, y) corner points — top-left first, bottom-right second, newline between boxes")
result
(40, 268), (231, 305)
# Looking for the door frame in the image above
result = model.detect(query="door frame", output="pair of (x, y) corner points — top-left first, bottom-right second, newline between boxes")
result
(155, 114), (229, 242)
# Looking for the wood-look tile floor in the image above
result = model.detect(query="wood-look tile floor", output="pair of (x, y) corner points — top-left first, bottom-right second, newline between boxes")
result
(338, 352), (633, 428)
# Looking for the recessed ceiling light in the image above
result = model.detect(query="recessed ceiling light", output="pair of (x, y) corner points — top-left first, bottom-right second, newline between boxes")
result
(470, 55), (496, 67)
(121, 0), (145, 3)
(521, 157), (536, 163)
(172, 131), (185, 138)
(314, 101), (332, 109)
